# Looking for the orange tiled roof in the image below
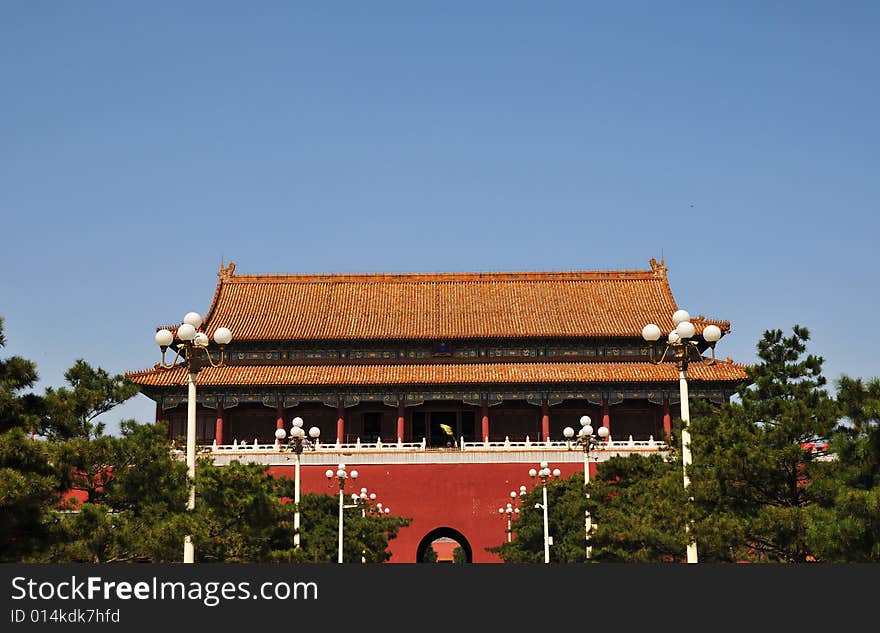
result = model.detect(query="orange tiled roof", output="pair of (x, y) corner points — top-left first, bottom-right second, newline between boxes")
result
(127, 359), (748, 388)
(176, 259), (730, 342)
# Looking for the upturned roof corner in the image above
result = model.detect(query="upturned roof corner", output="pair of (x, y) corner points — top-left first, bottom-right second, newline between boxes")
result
(218, 261), (236, 282)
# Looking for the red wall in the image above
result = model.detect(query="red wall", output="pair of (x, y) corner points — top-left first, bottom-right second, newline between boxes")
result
(267, 461), (595, 563)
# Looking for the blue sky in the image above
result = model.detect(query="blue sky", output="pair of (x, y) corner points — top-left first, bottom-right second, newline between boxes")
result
(1, 2), (878, 434)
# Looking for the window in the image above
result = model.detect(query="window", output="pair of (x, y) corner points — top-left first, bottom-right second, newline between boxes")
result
(363, 412), (382, 441)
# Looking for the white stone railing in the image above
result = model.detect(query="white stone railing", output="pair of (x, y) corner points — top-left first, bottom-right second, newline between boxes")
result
(198, 435), (666, 454)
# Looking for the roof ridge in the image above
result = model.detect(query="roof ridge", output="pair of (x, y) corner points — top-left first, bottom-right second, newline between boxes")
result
(218, 269), (662, 284)
(127, 357), (752, 374)
(125, 363), (184, 378)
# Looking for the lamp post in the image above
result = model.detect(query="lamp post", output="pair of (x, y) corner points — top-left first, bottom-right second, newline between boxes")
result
(326, 464), (358, 563)
(275, 417), (321, 548)
(155, 312), (232, 564)
(529, 461), (561, 563)
(347, 488), (390, 563)
(642, 309), (722, 564)
(498, 486), (526, 543)
(563, 415), (609, 559)
(498, 500), (520, 543)
(352, 488), (374, 564)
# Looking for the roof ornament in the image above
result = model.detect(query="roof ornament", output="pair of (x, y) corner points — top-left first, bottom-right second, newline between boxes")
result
(649, 257), (667, 277)
(219, 261), (236, 281)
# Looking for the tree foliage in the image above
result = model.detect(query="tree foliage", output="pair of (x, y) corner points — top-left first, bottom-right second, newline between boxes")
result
(270, 475), (411, 564)
(39, 421), (190, 562)
(587, 454), (689, 562)
(805, 376), (880, 561)
(186, 460), (412, 563)
(43, 359), (140, 439)
(488, 474), (594, 563)
(0, 318), (62, 561)
(690, 325), (840, 562)
(489, 457), (688, 563)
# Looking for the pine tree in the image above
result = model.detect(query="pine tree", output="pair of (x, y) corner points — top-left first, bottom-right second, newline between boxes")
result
(43, 420), (190, 562)
(42, 359), (139, 439)
(587, 455), (689, 562)
(690, 325), (839, 562)
(805, 376), (880, 561)
(0, 317), (62, 561)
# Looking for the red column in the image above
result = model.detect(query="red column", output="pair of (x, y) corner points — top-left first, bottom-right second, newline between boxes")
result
(336, 401), (345, 443)
(397, 400), (405, 442)
(215, 402), (224, 445)
(602, 397), (611, 436)
(541, 400), (550, 442)
(663, 397), (671, 439)
(155, 402), (162, 425)
(481, 399), (490, 442)
(276, 404), (284, 430)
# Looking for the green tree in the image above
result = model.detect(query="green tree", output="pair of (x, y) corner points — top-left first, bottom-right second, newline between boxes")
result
(192, 460), (287, 562)
(452, 545), (467, 564)
(272, 477), (411, 563)
(689, 325), (839, 562)
(42, 359), (139, 439)
(191, 461), (411, 563)
(0, 428), (63, 561)
(0, 317), (62, 561)
(587, 454), (689, 562)
(0, 317), (44, 435)
(421, 544), (438, 563)
(489, 474), (599, 563)
(805, 376), (880, 561)
(41, 421), (190, 562)
(490, 458), (686, 563)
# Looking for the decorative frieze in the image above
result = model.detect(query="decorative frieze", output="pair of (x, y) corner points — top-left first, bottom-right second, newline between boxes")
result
(158, 387), (734, 410)
(207, 340), (658, 364)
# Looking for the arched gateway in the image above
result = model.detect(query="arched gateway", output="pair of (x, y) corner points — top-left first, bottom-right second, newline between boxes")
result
(417, 528), (473, 564)
(128, 259), (748, 562)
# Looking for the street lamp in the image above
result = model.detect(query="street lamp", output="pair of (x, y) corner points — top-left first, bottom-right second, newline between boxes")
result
(498, 499), (520, 543)
(350, 488), (375, 563)
(642, 309), (722, 564)
(155, 312), (232, 564)
(498, 487), (526, 543)
(275, 417), (321, 548)
(346, 488), (390, 563)
(351, 489), (391, 517)
(326, 463), (358, 563)
(528, 461), (561, 563)
(563, 415), (609, 559)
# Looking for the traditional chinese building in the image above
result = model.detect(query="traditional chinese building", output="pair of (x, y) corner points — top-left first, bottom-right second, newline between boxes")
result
(127, 258), (748, 562)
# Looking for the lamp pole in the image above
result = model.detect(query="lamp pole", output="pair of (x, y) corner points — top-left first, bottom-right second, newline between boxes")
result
(275, 417), (321, 548)
(498, 499), (520, 543)
(529, 461), (560, 563)
(563, 415), (609, 559)
(642, 309), (723, 564)
(326, 464), (358, 563)
(498, 487), (526, 543)
(347, 488), (390, 563)
(155, 312), (232, 564)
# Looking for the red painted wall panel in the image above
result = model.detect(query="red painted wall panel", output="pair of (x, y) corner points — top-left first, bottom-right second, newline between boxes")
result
(267, 461), (596, 563)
